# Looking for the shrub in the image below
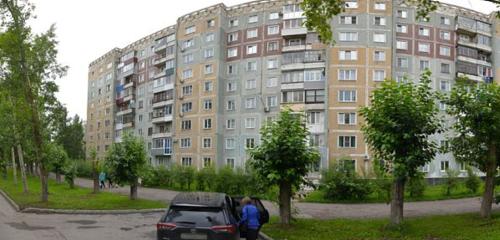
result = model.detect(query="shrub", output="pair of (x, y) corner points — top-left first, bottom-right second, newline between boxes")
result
(443, 169), (460, 196)
(407, 173), (426, 198)
(64, 162), (78, 189)
(196, 167), (216, 191)
(214, 167), (237, 194)
(75, 160), (93, 178)
(321, 165), (373, 201)
(465, 167), (480, 194)
(172, 165), (195, 190)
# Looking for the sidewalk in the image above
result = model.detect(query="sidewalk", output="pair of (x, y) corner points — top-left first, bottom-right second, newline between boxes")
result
(73, 177), (499, 220)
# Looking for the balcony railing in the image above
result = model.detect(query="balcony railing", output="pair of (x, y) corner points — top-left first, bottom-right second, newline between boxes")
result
(282, 51), (325, 65)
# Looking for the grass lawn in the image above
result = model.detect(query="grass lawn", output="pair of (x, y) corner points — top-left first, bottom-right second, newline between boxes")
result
(263, 212), (500, 240)
(303, 183), (500, 204)
(0, 173), (165, 210)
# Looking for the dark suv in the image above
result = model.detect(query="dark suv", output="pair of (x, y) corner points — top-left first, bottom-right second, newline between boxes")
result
(157, 192), (269, 240)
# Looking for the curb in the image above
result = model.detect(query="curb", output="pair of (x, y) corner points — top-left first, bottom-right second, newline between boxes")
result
(0, 188), (165, 215)
(0, 189), (20, 212)
(259, 231), (274, 240)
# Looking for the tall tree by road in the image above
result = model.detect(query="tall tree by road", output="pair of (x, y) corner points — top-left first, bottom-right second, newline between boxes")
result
(360, 70), (442, 225)
(55, 114), (85, 160)
(0, 0), (67, 202)
(447, 80), (500, 219)
(249, 108), (320, 225)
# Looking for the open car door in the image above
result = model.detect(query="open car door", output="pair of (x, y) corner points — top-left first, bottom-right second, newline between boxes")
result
(231, 196), (270, 238)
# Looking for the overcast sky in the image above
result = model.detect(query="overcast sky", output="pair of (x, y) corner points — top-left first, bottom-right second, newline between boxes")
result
(29, 0), (498, 120)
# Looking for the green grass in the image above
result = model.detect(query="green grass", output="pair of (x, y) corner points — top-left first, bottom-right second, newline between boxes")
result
(263, 212), (500, 240)
(303, 183), (500, 204)
(0, 173), (165, 210)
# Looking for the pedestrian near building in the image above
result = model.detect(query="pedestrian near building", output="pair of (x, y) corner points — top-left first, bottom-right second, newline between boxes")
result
(99, 172), (106, 189)
(239, 197), (260, 240)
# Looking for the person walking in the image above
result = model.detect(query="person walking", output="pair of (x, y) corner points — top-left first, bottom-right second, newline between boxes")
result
(99, 171), (106, 189)
(239, 197), (260, 240)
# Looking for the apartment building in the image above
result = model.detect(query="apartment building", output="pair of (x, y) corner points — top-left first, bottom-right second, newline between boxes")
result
(86, 0), (500, 179)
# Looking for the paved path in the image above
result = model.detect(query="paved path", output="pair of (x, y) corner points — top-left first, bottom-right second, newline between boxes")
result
(74, 177), (499, 219)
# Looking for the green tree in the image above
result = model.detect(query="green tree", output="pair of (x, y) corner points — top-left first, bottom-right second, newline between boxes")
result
(249, 108), (320, 225)
(104, 132), (147, 200)
(447, 81), (500, 218)
(55, 114), (85, 160)
(45, 143), (68, 183)
(465, 167), (481, 194)
(443, 169), (459, 196)
(360, 70), (441, 225)
(64, 162), (77, 189)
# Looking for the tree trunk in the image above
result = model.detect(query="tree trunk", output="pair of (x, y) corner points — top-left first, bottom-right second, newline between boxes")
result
(390, 178), (405, 226)
(11, 147), (17, 185)
(16, 144), (28, 194)
(130, 180), (138, 200)
(92, 160), (99, 194)
(480, 145), (497, 219)
(55, 172), (61, 183)
(278, 181), (292, 225)
(40, 165), (49, 202)
(69, 180), (74, 189)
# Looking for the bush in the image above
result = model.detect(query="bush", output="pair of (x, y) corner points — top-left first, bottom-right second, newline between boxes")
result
(196, 167), (216, 191)
(372, 178), (392, 203)
(407, 173), (427, 198)
(64, 162), (78, 188)
(444, 169), (460, 196)
(465, 167), (480, 194)
(214, 167), (237, 194)
(75, 160), (93, 178)
(321, 165), (373, 201)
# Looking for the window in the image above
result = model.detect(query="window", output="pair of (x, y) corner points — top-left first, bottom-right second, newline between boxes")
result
(227, 100), (235, 111)
(228, 32), (239, 42)
(206, 33), (215, 42)
(227, 64), (237, 75)
(248, 15), (258, 23)
(338, 113), (356, 125)
(181, 120), (192, 130)
(396, 40), (408, 50)
(267, 77), (278, 87)
(203, 99), (212, 110)
(269, 12), (279, 20)
(204, 64), (213, 74)
(183, 54), (194, 64)
(267, 41), (279, 51)
(440, 31), (451, 40)
(339, 50), (357, 60)
(204, 48), (214, 58)
(418, 43), (430, 53)
(374, 16), (386, 26)
(203, 157), (212, 167)
(181, 102), (192, 112)
(418, 27), (430, 36)
(396, 24), (407, 33)
(397, 57), (408, 68)
(440, 161), (449, 172)
(246, 61), (257, 71)
(267, 25), (279, 35)
(374, 2), (386, 10)
(374, 51), (385, 61)
(373, 70), (385, 81)
(397, 10), (408, 18)
(440, 16), (450, 25)
(338, 90), (356, 102)
(282, 91), (304, 103)
(185, 25), (196, 35)
(245, 118), (256, 128)
(182, 85), (192, 96)
(182, 69), (193, 79)
(247, 29), (258, 38)
(339, 136), (356, 148)
(246, 79), (256, 89)
(439, 46), (451, 56)
(227, 82), (236, 92)
(478, 35), (491, 45)
(181, 157), (192, 166)
(229, 19), (239, 27)
(345, 1), (358, 8)
(267, 59), (278, 69)
(306, 90), (325, 103)
(460, 162), (467, 172)
(439, 101), (447, 111)
(203, 138), (212, 148)
(204, 81), (213, 92)
(207, 19), (215, 28)
(305, 69), (324, 81)
(225, 138), (235, 149)
(339, 32), (358, 42)
(338, 69), (357, 81)
(227, 47), (238, 58)
(245, 138), (256, 149)
(226, 119), (236, 129)
(441, 63), (450, 73)
(373, 33), (386, 43)
(246, 45), (257, 54)
(180, 138), (191, 148)
(226, 158), (235, 168)
(440, 80), (450, 91)
(203, 118), (212, 129)
(183, 39), (194, 49)
(267, 96), (278, 107)
(307, 111), (323, 125)
(340, 16), (357, 24)
(245, 98), (257, 109)
(420, 60), (430, 70)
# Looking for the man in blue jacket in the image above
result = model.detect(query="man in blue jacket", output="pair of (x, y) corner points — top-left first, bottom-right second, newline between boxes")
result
(239, 197), (260, 240)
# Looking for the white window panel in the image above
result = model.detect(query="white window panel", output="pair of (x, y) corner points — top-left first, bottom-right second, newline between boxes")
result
(339, 50), (357, 60)
(396, 40), (408, 50)
(373, 33), (386, 43)
(339, 32), (358, 42)
(373, 70), (386, 81)
(338, 69), (357, 81)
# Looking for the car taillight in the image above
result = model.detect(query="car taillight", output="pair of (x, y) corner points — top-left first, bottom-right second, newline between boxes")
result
(157, 222), (176, 230)
(211, 225), (236, 234)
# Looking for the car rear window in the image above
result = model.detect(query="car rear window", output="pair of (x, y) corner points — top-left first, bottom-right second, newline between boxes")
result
(164, 207), (227, 227)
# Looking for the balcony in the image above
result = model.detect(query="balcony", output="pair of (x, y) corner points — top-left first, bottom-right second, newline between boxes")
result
(283, 11), (304, 20)
(116, 107), (134, 116)
(307, 124), (324, 134)
(153, 55), (167, 66)
(122, 121), (134, 129)
(115, 123), (123, 130)
(457, 56), (491, 67)
(151, 148), (173, 156)
(457, 72), (484, 82)
(281, 27), (307, 36)
(154, 40), (167, 53)
(282, 44), (312, 52)
(153, 70), (166, 79)
(458, 39), (492, 52)
(152, 114), (173, 123)
(123, 93), (135, 103)
(123, 80), (135, 89)
(153, 82), (174, 93)
(152, 131), (172, 139)
(152, 98), (173, 108)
